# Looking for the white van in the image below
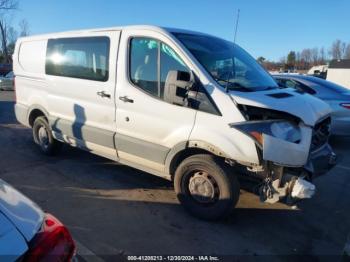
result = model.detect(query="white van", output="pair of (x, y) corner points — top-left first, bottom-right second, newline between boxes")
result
(13, 25), (336, 220)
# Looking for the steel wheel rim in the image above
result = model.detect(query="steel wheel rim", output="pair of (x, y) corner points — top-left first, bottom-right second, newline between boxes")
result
(38, 125), (49, 149)
(188, 170), (220, 204)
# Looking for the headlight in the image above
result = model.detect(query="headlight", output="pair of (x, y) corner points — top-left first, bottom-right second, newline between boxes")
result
(270, 122), (301, 142)
(230, 120), (301, 145)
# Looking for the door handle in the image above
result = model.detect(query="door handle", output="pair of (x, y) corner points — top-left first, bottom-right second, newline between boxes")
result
(97, 91), (111, 98)
(119, 96), (134, 103)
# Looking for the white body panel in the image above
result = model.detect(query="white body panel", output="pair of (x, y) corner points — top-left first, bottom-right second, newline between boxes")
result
(47, 31), (119, 137)
(115, 28), (196, 171)
(327, 68), (350, 89)
(231, 88), (331, 126)
(13, 25), (333, 180)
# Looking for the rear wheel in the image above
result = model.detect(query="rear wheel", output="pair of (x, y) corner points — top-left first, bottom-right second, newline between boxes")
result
(174, 154), (240, 220)
(33, 116), (62, 155)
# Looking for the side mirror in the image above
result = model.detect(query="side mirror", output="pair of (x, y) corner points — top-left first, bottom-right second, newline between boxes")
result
(164, 70), (194, 106)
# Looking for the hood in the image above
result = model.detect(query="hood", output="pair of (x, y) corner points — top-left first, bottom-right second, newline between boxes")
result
(0, 179), (44, 242)
(231, 88), (332, 126)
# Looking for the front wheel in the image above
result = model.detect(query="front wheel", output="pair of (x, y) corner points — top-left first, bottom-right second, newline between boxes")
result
(174, 154), (240, 221)
(33, 116), (62, 156)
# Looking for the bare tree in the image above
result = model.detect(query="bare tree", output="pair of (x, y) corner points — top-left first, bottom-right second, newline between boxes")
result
(346, 43), (350, 59)
(330, 39), (346, 60)
(6, 25), (16, 54)
(19, 19), (29, 37)
(311, 47), (319, 65)
(7, 25), (16, 43)
(319, 47), (326, 64)
(287, 51), (296, 69)
(300, 48), (312, 69)
(295, 51), (301, 69)
(0, 0), (18, 62)
(279, 56), (286, 64)
(0, 0), (17, 10)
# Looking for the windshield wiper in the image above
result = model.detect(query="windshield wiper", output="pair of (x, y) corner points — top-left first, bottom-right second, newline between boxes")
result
(213, 77), (251, 91)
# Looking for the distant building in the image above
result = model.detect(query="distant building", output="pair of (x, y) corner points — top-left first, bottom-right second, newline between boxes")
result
(327, 59), (350, 89)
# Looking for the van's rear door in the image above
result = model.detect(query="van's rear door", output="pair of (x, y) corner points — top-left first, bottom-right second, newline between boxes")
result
(46, 31), (120, 159)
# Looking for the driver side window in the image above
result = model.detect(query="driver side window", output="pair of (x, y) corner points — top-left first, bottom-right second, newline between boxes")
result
(130, 38), (159, 97)
(129, 37), (190, 99)
(160, 43), (189, 98)
(129, 37), (220, 115)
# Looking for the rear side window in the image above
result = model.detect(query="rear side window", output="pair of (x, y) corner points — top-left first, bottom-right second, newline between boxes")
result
(46, 37), (110, 81)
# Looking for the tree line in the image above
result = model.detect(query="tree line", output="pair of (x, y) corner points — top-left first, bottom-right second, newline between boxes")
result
(258, 39), (350, 71)
(0, 0), (29, 64)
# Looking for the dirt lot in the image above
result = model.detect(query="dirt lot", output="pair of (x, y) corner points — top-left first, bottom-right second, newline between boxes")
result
(1, 91), (350, 261)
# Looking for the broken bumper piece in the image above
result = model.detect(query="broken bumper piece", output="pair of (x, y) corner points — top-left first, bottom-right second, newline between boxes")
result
(291, 178), (316, 199)
(261, 177), (316, 204)
(304, 143), (337, 179)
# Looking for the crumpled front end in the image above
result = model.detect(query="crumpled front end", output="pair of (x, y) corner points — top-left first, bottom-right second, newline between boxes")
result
(231, 106), (336, 204)
(262, 116), (337, 178)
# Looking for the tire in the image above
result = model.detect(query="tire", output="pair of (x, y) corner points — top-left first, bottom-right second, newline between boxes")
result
(33, 116), (62, 156)
(174, 154), (240, 221)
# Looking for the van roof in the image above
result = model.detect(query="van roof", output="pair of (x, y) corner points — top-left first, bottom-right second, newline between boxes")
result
(17, 25), (210, 41)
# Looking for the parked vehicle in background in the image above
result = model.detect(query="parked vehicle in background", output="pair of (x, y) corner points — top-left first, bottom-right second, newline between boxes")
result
(13, 25), (336, 220)
(327, 59), (350, 89)
(0, 64), (12, 76)
(0, 71), (14, 91)
(274, 74), (350, 136)
(307, 65), (328, 79)
(0, 179), (76, 261)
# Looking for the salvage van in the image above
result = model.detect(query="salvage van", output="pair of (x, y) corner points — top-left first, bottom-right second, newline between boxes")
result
(13, 25), (336, 220)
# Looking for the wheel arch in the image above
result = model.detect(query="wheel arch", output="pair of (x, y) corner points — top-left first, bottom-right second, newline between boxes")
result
(165, 140), (231, 179)
(27, 105), (49, 127)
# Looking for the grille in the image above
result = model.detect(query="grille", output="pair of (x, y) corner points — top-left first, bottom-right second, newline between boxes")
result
(311, 117), (331, 151)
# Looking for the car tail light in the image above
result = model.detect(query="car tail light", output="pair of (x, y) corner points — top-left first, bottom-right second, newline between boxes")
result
(24, 213), (76, 262)
(340, 103), (350, 109)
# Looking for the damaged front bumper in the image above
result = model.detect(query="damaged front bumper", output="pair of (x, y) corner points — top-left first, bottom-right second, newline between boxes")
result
(304, 143), (337, 179)
(261, 117), (336, 179)
(259, 142), (336, 204)
(257, 139), (336, 204)
(232, 116), (336, 204)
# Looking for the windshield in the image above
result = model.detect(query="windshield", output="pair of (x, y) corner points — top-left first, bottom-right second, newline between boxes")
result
(173, 33), (278, 92)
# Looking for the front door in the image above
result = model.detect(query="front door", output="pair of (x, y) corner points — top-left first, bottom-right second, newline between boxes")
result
(115, 29), (197, 172)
